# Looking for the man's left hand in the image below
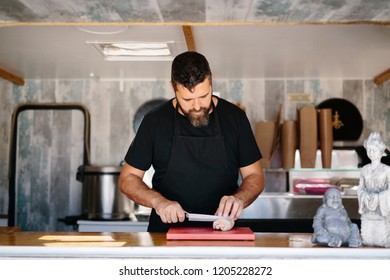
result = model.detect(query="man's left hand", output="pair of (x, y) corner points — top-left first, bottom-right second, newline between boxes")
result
(216, 195), (244, 220)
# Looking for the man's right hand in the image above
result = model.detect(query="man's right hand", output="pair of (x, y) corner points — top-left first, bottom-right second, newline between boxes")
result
(119, 163), (186, 224)
(153, 198), (186, 224)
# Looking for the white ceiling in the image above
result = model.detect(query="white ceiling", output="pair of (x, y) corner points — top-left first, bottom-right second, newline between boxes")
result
(0, 25), (187, 80)
(1, 24), (390, 81)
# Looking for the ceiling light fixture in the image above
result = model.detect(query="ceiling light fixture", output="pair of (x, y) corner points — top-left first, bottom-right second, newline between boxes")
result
(87, 41), (178, 61)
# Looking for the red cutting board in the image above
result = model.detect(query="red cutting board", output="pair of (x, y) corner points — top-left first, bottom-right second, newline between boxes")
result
(166, 227), (255, 240)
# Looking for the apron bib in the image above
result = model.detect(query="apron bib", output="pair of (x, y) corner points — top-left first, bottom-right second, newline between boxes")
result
(148, 100), (238, 232)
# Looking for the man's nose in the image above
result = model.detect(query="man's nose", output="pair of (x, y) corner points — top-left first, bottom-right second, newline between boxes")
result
(193, 99), (201, 110)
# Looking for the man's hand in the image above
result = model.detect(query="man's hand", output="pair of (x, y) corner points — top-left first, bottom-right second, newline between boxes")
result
(154, 198), (186, 224)
(216, 160), (263, 220)
(216, 195), (244, 220)
(119, 163), (187, 224)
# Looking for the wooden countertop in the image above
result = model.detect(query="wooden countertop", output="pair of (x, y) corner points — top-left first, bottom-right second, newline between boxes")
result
(0, 231), (309, 247)
(0, 230), (389, 259)
(0, 226), (20, 233)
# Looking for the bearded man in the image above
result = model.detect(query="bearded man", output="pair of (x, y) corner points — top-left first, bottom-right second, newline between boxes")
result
(119, 51), (264, 232)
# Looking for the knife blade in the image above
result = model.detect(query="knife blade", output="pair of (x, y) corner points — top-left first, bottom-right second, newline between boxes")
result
(185, 212), (228, 222)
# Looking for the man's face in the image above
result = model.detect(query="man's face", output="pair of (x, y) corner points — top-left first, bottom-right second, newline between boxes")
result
(174, 78), (213, 127)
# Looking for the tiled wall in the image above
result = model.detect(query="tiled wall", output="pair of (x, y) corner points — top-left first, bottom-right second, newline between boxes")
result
(0, 78), (389, 230)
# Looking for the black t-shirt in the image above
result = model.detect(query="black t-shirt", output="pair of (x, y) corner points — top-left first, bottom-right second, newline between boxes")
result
(125, 97), (262, 186)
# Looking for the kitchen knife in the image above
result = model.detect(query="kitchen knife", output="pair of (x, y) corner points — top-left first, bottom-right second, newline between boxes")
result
(185, 212), (229, 222)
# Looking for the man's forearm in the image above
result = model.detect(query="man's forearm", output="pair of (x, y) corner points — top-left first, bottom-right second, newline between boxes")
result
(119, 173), (166, 209)
(234, 173), (264, 208)
(119, 172), (186, 223)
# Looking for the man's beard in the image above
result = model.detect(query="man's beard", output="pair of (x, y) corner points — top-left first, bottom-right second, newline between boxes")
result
(177, 100), (212, 128)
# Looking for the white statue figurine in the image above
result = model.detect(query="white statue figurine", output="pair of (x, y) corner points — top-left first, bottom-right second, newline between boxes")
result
(357, 132), (390, 247)
(312, 188), (361, 247)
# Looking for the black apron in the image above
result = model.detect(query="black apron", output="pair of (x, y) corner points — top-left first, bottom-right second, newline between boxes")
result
(147, 100), (238, 232)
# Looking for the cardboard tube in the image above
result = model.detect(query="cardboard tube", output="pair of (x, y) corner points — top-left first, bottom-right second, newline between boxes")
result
(281, 120), (297, 169)
(255, 121), (276, 168)
(299, 106), (317, 168)
(319, 108), (333, 168)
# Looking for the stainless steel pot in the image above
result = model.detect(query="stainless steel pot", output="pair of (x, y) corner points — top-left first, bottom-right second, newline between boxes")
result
(76, 165), (134, 220)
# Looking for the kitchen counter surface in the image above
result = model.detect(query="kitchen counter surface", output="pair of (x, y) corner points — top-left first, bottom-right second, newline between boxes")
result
(0, 231), (389, 259)
(77, 220), (148, 232)
(0, 226), (20, 233)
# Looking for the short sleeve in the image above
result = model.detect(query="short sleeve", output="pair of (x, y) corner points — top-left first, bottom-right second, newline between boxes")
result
(124, 115), (153, 171)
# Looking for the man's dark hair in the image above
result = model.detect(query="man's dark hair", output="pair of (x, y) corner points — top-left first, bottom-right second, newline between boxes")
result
(171, 51), (212, 92)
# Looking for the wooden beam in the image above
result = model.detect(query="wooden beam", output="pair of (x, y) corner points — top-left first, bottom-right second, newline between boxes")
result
(182, 25), (196, 51)
(374, 68), (390, 85)
(0, 67), (25, 85)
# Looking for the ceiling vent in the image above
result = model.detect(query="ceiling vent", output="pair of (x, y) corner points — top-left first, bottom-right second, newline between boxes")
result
(87, 41), (178, 61)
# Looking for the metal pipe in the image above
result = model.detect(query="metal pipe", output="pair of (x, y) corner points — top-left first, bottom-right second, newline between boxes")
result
(7, 103), (91, 226)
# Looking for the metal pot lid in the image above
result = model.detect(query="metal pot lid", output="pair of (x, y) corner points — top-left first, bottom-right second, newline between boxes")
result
(133, 98), (167, 133)
(80, 165), (122, 173)
(316, 98), (363, 141)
